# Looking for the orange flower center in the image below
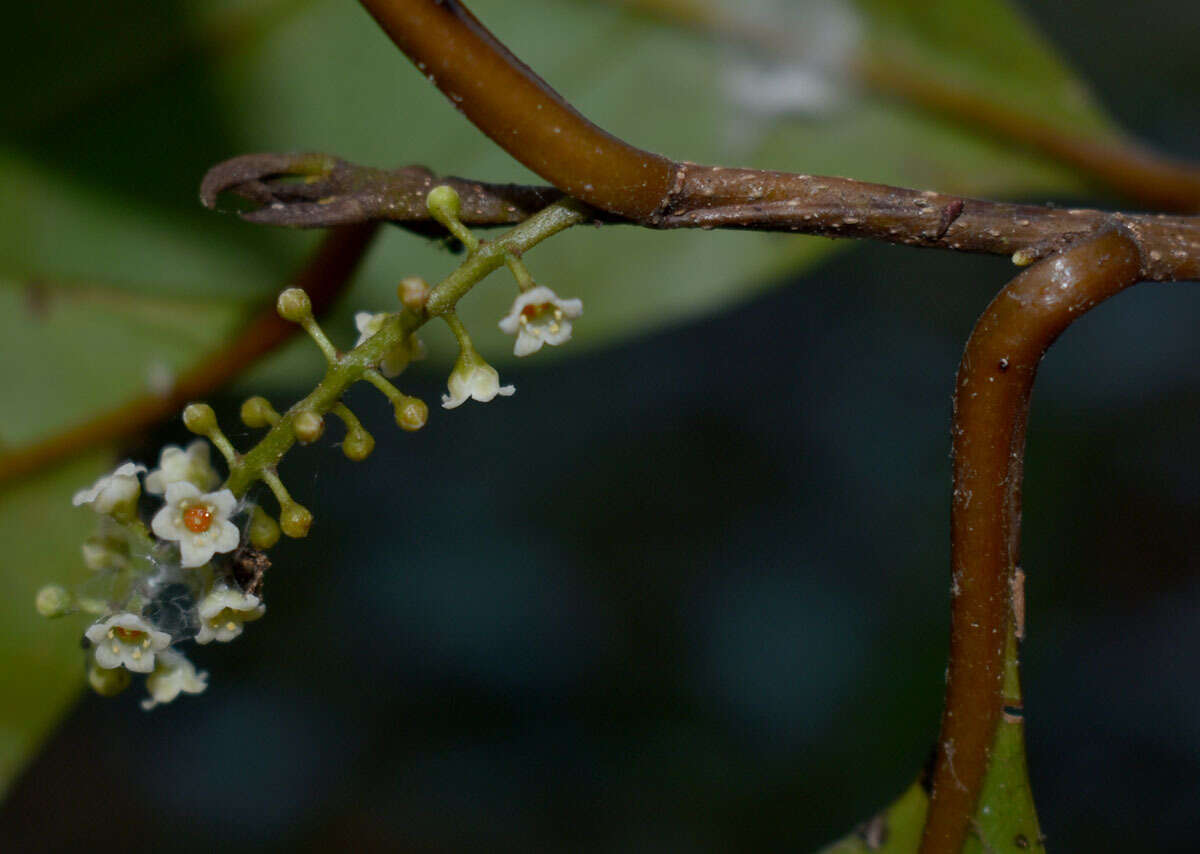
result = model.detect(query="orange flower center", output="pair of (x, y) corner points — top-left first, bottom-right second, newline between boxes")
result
(112, 626), (145, 643)
(183, 504), (214, 534)
(521, 303), (549, 321)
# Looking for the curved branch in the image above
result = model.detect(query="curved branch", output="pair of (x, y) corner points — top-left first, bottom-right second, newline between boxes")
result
(350, 0), (1200, 282)
(921, 228), (1143, 853)
(357, 0), (675, 218)
(0, 224), (380, 488)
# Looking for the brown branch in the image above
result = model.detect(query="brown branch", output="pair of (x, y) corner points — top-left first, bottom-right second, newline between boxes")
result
(604, 0), (1200, 213)
(199, 152), (567, 229)
(345, 1), (1200, 282)
(921, 228), (1142, 854)
(358, 0), (675, 219)
(205, 151), (1200, 283)
(0, 223), (380, 488)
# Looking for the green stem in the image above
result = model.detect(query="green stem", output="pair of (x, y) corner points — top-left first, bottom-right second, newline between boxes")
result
(424, 199), (587, 316)
(222, 198), (586, 497)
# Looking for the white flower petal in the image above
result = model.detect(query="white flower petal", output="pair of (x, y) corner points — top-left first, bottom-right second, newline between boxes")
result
(179, 538), (213, 569)
(72, 463), (146, 512)
(213, 520), (241, 554)
(195, 584), (265, 644)
(86, 613), (171, 673)
(513, 331), (544, 357)
(163, 481), (201, 504)
(145, 441), (217, 495)
(153, 485), (241, 566)
(142, 650), (208, 710)
(93, 643), (122, 670)
(209, 488), (238, 517)
(497, 286), (582, 357)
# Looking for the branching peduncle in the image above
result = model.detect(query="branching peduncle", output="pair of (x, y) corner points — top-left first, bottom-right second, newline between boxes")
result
(211, 193), (586, 535)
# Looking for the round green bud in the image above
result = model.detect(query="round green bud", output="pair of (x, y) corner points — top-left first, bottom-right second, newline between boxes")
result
(342, 429), (375, 462)
(280, 502), (314, 538)
(88, 663), (131, 697)
(398, 276), (431, 311)
(276, 287), (313, 322)
(426, 184), (462, 221)
(240, 396), (279, 428)
(82, 536), (127, 571)
(395, 396), (429, 432)
(182, 402), (218, 435)
(294, 411), (325, 444)
(35, 585), (72, 618)
(249, 506), (281, 550)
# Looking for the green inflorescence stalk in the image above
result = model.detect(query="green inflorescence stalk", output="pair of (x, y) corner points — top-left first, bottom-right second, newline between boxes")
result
(222, 196), (588, 499)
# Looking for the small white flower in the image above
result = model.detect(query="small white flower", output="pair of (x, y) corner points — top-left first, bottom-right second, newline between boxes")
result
(85, 613), (171, 674)
(144, 440), (219, 495)
(354, 312), (427, 377)
(441, 349), (515, 409)
(194, 582), (265, 644)
(498, 286), (583, 357)
(72, 462), (146, 517)
(141, 649), (208, 710)
(150, 482), (241, 568)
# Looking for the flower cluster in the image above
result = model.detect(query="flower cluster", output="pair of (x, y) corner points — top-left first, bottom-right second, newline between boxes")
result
(37, 187), (584, 713)
(41, 441), (269, 710)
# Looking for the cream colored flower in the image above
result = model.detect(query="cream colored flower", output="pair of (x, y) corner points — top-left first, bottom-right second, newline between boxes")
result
(85, 613), (171, 674)
(194, 582), (265, 644)
(144, 440), (219, 495)
(441, 350), (514, 409)
(354, 312), (427, 377)
(72, 462), (146, 518)
(498, 286), (583, 357)
(141, 649), (208, 710)
(151, 482), (240, 568)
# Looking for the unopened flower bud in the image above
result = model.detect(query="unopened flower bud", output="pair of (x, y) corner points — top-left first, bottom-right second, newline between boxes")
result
(426, 185), (462, 221)
(240, 396), (280, 428)
(279, 502), (313, 538)
(88, 663), (131, 697)
(276, 288), (313, 323)
(395, 396), (429, 432)
(249, 506), (281, 550)
(182, 403), (218, 435)
(398, 276), (430, 311)
(294, 411), (325, 444)
(82, 537), (122, 571)
(35, 585), (72, 618)
(342, 429), (375, 461)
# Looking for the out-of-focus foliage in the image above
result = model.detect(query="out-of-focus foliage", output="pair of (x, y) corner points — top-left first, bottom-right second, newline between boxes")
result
(0, 0), (1118, 800)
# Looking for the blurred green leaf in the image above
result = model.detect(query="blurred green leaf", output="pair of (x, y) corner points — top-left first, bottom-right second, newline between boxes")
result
(855, 0), (1117, 136)
(0, 453), (109, 792)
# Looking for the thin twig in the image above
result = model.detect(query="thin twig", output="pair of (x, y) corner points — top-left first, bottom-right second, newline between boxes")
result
(347, 1), (1200, 282)
(922, 227), (1142, 854)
